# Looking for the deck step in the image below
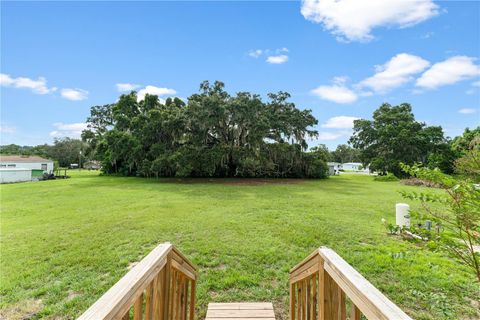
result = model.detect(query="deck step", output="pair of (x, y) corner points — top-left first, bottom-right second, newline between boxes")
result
(206, 303), (275, 320)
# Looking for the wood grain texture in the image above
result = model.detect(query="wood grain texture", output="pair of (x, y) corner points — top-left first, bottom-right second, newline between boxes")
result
(77, 243), (198, 320)
(78, 243), (171, 320)
(289, 247), (412, 320)
(206, 303), (275, 320)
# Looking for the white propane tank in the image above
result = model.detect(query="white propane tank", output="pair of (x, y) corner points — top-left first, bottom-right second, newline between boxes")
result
(396, 203), (410, 228)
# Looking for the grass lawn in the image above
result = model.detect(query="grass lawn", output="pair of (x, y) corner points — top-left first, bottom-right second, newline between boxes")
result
(1, 171), (479, 320)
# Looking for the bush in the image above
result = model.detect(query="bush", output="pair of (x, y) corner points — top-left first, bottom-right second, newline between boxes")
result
(374, 173), (399, 181)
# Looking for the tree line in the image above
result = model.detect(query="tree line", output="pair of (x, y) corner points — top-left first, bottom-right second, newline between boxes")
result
(349, 103), (478, 177)
(81, 81), (329, 178)
(0, 138), (87, 168)
(2, 82), (477, 179)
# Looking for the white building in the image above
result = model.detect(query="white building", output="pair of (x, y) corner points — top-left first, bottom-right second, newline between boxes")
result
(0, 155), (54, 183)
(327, 162), (342, 175)
(342, 162), (369, 173)
(0, 168), (33, 183)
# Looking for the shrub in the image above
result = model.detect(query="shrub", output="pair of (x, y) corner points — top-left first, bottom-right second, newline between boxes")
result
(374, 173), (399, 181)
(400, 162), (480, 283)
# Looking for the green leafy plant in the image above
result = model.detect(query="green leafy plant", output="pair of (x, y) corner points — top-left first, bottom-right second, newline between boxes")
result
(382, 218), (400, 234)
(400, 160), (480, 282)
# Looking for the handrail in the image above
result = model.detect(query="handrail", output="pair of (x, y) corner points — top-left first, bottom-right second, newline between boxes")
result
(290, 247), (412, 320)
(78, 242), (197, 320)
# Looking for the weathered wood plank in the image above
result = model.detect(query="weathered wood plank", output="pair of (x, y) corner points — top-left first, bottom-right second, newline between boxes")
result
(78, 243), (171, 320)
(290, 255), (320, 282)
(206, 303), (275, 319)
(208, 303), (273, 310)
(133, 292), (143, 320)
(319, 247), (412, 320)
(206, 309), (275, 318)
(206, 318), (276, 320)
(350, 304), (361, 320)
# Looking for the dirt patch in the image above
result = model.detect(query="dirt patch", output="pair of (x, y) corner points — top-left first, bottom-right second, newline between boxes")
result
(0, 299), (43, 320)
(221, 179), (305, 186)
(272, 299), (287, 320)
(157, 178), (305, 186)
(66, 291), (81, 302)
(400, 178), (439, 188)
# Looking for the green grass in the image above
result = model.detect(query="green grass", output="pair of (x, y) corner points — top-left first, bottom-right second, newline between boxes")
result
(1, 171), (478, 319)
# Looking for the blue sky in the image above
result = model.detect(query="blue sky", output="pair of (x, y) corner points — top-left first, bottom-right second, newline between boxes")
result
(1, 0), (479, 149)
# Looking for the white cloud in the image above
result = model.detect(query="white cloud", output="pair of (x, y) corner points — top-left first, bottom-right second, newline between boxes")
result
(137, 85), (177, 102)
(311, 77), (358, 104)
(317, 130), (351, 141)
(50, 122), (88, 139)
(301, 0), (439, 42)
(416, 56), (480, 89)
(0, 73), (57, 94)
(458, 108), (477, 114)
(61, 88), (89, 101)
(0, 124), (16, 134)
(321, 116), (359, 129)
(266, 55), (289, 64)
(421, 31), (435, 39)
(358, 53), (430, 93)
(116, 83), (141, 92)
(248, 49), (263, 58)
(466, 81), (480, 94)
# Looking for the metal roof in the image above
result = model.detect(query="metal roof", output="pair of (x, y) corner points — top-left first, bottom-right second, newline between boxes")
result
(0, 155), (53, 163)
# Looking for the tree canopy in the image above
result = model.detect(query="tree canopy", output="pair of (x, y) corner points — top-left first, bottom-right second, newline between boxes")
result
(330, 144), (360, 163)
(349, 103), (454, 176)
(82, 81), (328, 178)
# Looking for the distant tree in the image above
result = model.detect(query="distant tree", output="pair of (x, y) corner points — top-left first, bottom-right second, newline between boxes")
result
(455, 136), (480, 181)
(50, 138), (87, 167)
(0, 144), (52, 158)
(350, 103), (450, 177)
(330, 144), (360, 163)
(0, 144), (30, 155)
(452, 127), (480, 155)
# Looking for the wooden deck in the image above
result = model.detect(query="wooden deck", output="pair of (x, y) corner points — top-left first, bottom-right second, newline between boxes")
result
(206, 303), (275, 320)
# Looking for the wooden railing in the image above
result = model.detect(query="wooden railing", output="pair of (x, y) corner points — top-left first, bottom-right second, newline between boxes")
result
(290, 247), (412, 320)
(78, 243), (196, 320)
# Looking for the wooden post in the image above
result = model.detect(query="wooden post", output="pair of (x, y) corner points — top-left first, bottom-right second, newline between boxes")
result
(133, 292), (143, 320)
(297, 282), (301, 320)
(189, 279), (196, 320)
(290, 281), (295, 320)
(323, 272), (346, 320)
(163, 253), (172, 320)
(350, 305), (361, 320)
(145, 282), (154, 320)
(309, 273), (317, 320)
(152, 274), (161, 320)
(317, 259), (324, 320)
(305, 277), (313, 320)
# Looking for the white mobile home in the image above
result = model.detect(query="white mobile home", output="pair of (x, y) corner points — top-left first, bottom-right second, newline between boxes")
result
(327, 162), (342, 175)
(0, 168), (33, 183)
(342, 162), (370, 173)
(0, 155), (54, 172)
(0, 155), (54, 183)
